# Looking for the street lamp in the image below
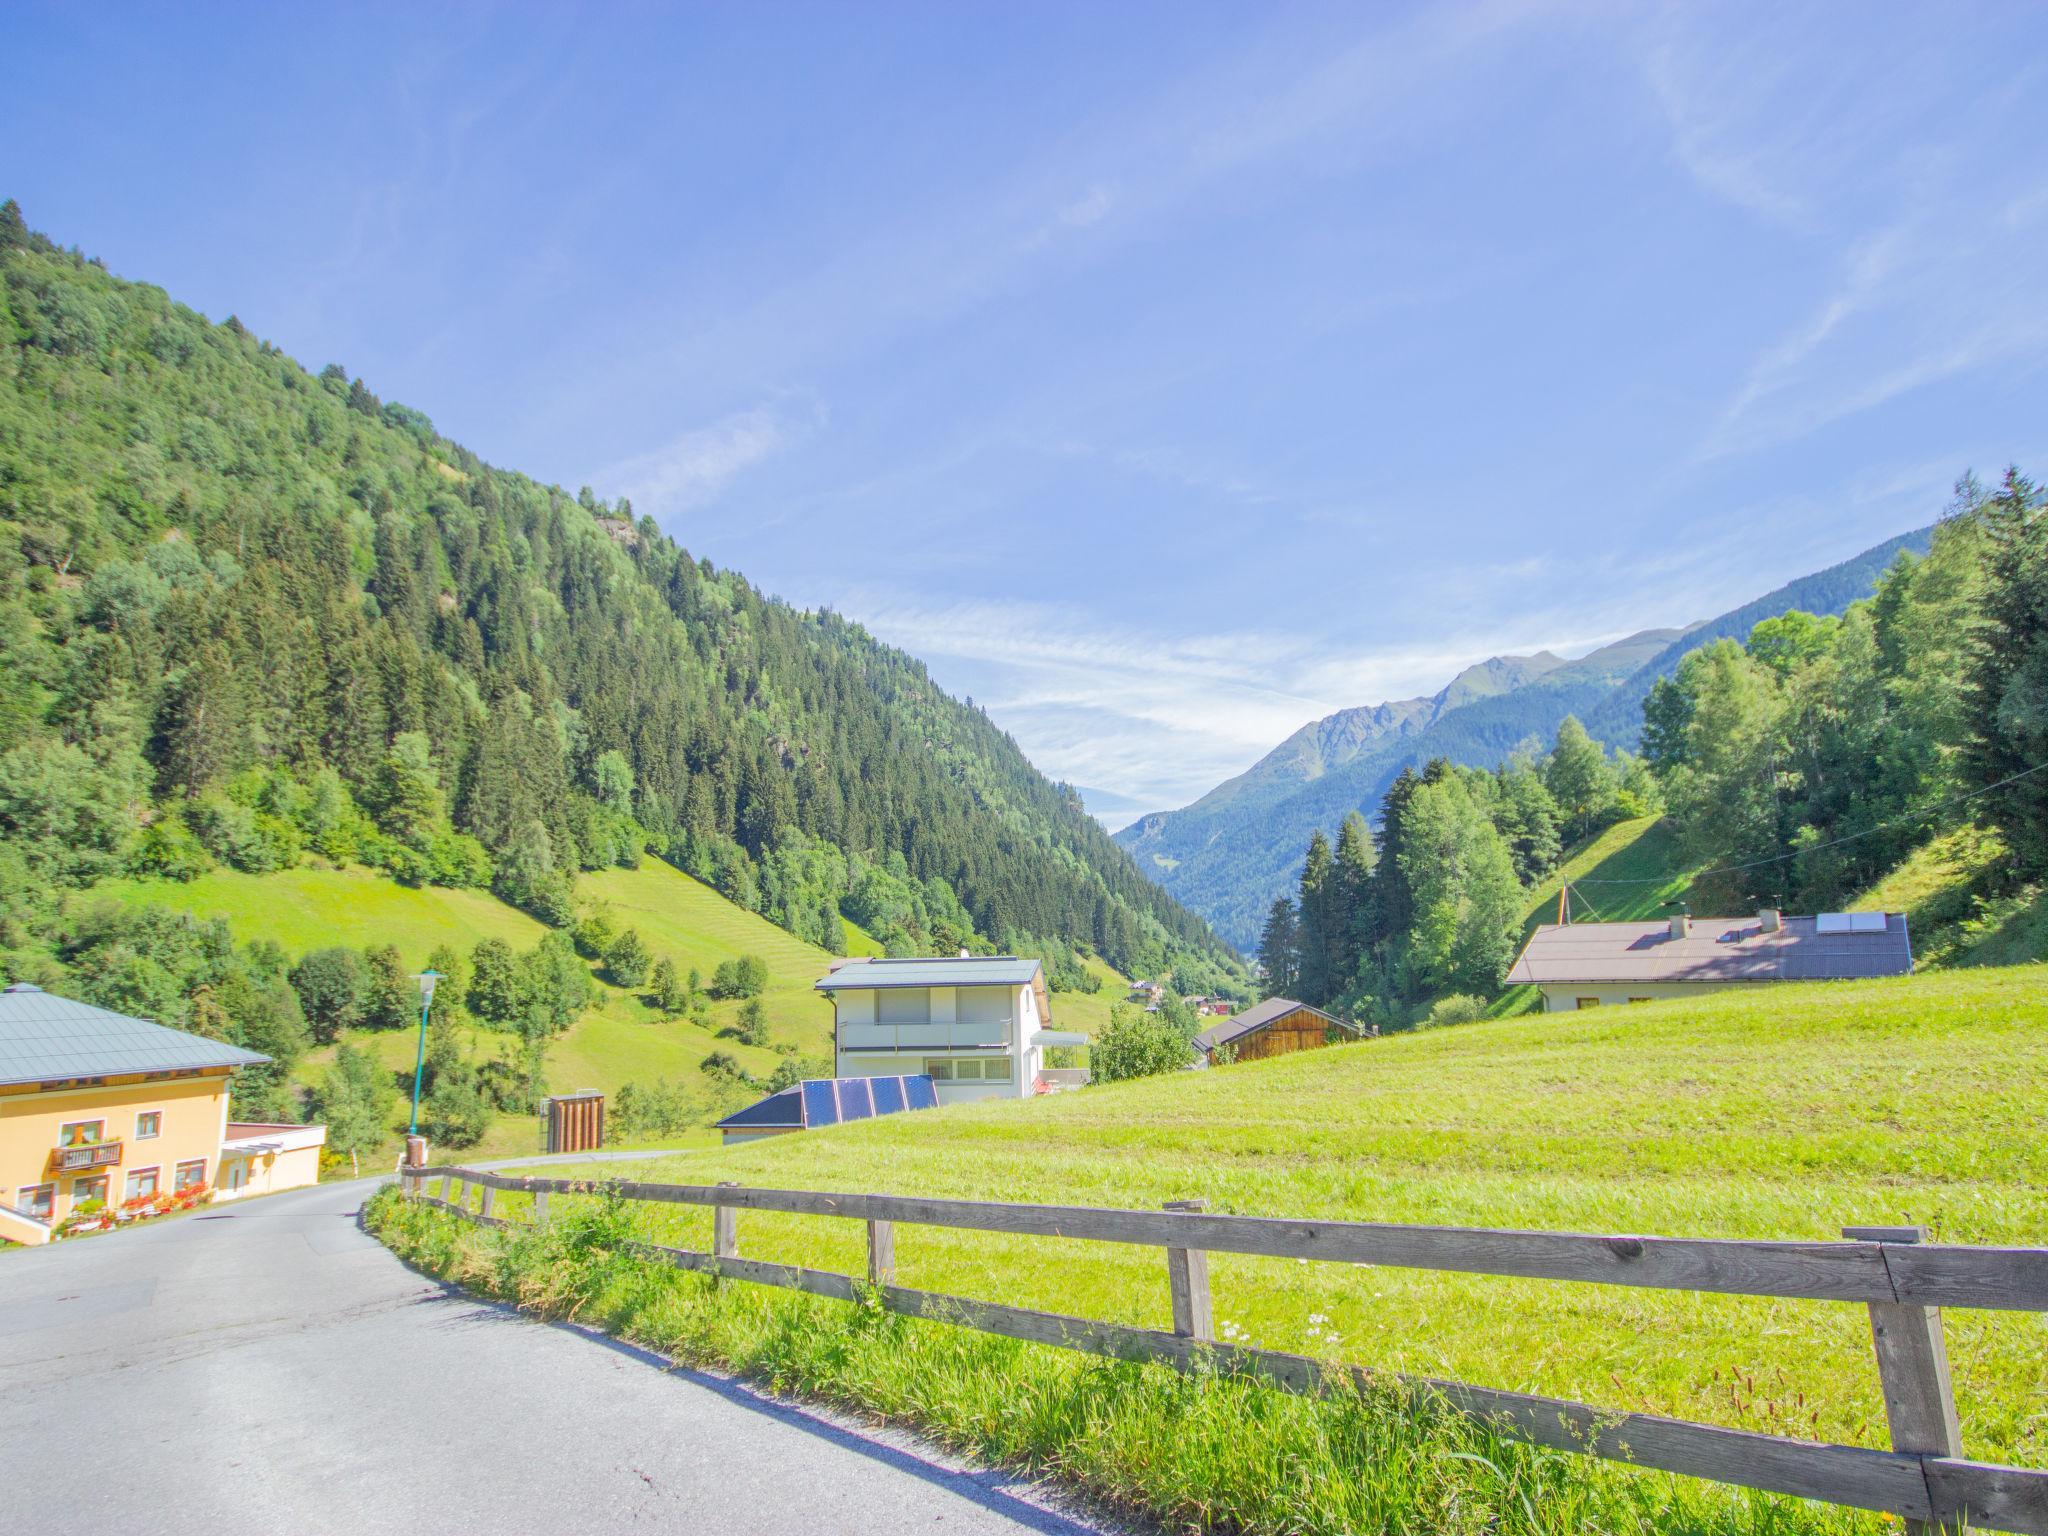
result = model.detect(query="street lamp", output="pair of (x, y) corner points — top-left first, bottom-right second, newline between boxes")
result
(408, 970), (442, 1137)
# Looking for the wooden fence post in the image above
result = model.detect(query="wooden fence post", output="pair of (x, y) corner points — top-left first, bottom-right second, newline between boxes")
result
(714, 1182), (739, 1260)
(533, 1189), (549, 1227)
(480, 1182), (495, 1220)
(1844, 1225), (1962, 1535)
(867, 1218), (896, 1286)
(438, 1173), (452, 1203)
(1163, 1199), (1213, 1342)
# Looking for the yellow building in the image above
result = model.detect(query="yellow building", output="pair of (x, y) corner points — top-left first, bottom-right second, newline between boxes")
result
(0, 983), (325, 1246)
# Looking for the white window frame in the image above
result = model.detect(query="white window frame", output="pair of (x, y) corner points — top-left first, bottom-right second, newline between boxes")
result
(175, 1159), (207, 1192)
(58, 1119), (106, 1148)
(125, 1167), (162, 1202)
(15, 1184), (54, 1220)
(135, 1110), (162, 1140)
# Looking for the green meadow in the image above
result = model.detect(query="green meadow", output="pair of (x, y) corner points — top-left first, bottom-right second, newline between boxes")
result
(95, 859), (860, 1154)
(523, 965), (2048, 1469)
(92, 858), (1118, 1155)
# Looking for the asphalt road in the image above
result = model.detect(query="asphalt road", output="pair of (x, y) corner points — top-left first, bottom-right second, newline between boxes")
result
(0, 1172), (1120, 1535)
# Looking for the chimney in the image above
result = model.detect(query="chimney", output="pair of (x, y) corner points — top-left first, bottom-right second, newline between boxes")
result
(1668, 914), (1691, 940)
(1758, 908), (1782, 934)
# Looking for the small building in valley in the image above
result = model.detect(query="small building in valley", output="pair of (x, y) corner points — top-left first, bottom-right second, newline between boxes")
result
(1505, 910), (1913, 1012)
(0, 983), (326, 1246)
(1193, 996), (1359, 1063)
(714, 1074), (938, 1146)
(815, 956), (1088, 1102)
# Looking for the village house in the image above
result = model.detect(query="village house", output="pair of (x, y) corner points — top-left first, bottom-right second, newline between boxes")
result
(1193, 996), (1359, 1063)
(815, 956), (1088, 1103)
(0, 984), (326, 1246)
(1126, 978), (1165, 1005)
(1504, 909), (1913, 1011)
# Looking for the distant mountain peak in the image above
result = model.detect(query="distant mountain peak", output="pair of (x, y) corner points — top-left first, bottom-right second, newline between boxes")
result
(1113, 541), (1931, 950)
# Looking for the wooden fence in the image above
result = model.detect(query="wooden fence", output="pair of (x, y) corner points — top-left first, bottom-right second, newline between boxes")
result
(397, 1164), (2048, 1535)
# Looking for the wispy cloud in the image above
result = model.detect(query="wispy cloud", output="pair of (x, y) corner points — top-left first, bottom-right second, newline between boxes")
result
(1698, 186), (2048, 460)
(591, 397), (823, 517)
(851, 592), (1669, 817)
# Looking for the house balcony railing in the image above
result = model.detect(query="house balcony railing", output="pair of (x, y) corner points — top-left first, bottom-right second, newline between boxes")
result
(51, 1139), (122, 1173)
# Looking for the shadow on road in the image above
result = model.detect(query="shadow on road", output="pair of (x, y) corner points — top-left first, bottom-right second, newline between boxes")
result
(435, 1296), (1120, 1534)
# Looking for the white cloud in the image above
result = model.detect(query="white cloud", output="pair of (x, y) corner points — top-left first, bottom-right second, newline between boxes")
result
(591, 399), (820, 517)
(850, 593), (1670, 816)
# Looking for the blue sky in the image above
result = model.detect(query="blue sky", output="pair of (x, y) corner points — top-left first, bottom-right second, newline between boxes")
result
(9, 2), (2047, 826)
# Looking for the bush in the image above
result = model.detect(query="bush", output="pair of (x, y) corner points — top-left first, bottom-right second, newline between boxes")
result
(1091, 1004), (1193, 1083)
(734, 996), (768, 1047)
(604, 928), (650, 988)
(132, 811), (213, 880)
(649, 957), (687, 1014)
(290, 946), (365, 1042)
(1423, 993), (1487, 1028)
(709, 953), (768, 999)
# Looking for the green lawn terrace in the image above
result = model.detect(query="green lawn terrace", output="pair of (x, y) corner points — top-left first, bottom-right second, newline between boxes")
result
(92, 859), (866, 1156)
(532, 964), (2048, 1467)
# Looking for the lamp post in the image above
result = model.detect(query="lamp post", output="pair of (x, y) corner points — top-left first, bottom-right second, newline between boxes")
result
(408, 969), (442, 1137)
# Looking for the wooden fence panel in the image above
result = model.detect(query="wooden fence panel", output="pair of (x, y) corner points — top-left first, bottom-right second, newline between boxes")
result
(394, 1166), (2048, 1535)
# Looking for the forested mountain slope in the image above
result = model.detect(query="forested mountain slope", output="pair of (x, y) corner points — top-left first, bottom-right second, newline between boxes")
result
(1119, 530), (1932, 948)
(0, 203), (1234, 986)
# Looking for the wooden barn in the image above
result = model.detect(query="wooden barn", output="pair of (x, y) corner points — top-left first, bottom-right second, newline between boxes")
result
(1192, 996), (1357, 1063)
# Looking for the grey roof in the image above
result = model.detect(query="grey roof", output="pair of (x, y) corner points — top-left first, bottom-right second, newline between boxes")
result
(0, 984), (271, 1087)
(815, 956), (1043, 991)
(1504, 914), (1913, 987)
(1194, 996), (1354, 1054)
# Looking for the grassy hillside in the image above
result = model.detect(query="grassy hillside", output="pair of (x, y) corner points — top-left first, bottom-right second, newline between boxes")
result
(1855, 824), (2048, 968)
(93, 859), (865, 1155)
(542, 966), (2048, 1467)
(1043, 950), (1130, 1039)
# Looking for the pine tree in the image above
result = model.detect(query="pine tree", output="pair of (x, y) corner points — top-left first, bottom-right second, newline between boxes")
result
(1294, 830), (1336, 1005)
(1962, 470), (2048, 871)
(1257, 896), (1298, 997)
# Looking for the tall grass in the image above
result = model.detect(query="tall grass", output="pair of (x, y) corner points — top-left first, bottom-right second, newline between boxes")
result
(368, 1187), (1884, 1535)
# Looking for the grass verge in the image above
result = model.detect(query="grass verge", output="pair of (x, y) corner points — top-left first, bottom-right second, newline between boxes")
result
(366, 1186), (1884, 1535)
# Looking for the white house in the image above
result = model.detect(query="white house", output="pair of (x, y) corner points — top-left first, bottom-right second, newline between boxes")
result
(1505, 909), (1913, 1012)
(815, 956), (1088, 1102)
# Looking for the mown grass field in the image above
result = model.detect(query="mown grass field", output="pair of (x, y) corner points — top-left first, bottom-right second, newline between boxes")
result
(529, 965), (2048, 1469)
(94, 858), (863, 1155)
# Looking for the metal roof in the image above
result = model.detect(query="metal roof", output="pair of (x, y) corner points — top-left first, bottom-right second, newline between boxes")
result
(1193, 996), (1353, 1053)
(0, 983), (272, 1087)
(713, 1075), (938, 1132)
(814, 956), (1043, 991)
(1504, 914), (1914, 986)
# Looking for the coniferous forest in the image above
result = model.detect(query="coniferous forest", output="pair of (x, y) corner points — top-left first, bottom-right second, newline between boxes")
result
(0, 204), (1242, 1017)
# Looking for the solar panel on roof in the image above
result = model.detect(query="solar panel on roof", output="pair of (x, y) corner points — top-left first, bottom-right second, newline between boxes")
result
(801, 1079), (840, 1128)
(1816, 913), (1852, 934)
(905, 1075), (938, 1110)
(871, 1077), (906, 1115)
(1850, 911), (1887, 932)
(838, 1078), (875, 1120)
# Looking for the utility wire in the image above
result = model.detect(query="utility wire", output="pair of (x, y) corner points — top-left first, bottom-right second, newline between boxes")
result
(1570, 760), (2048, 888)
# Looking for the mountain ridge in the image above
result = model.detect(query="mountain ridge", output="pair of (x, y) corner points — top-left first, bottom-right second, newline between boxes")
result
(1116, 531), (1934, 948)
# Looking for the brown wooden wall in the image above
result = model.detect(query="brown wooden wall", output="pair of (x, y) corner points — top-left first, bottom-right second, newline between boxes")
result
(1231, 1009), (1337, 1062)
(547, 1093), (604, 1154)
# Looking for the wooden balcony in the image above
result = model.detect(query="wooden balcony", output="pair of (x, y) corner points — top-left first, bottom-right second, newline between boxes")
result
(51, 1139), (122, 1173)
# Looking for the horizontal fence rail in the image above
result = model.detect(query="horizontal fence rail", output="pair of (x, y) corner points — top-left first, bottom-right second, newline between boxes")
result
(399, 1164), (2048, 1535)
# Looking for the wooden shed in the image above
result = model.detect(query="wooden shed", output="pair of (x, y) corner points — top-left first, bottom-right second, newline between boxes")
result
(545, 1091), (605, 1154)
(1192, 997), (1356, 1063)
